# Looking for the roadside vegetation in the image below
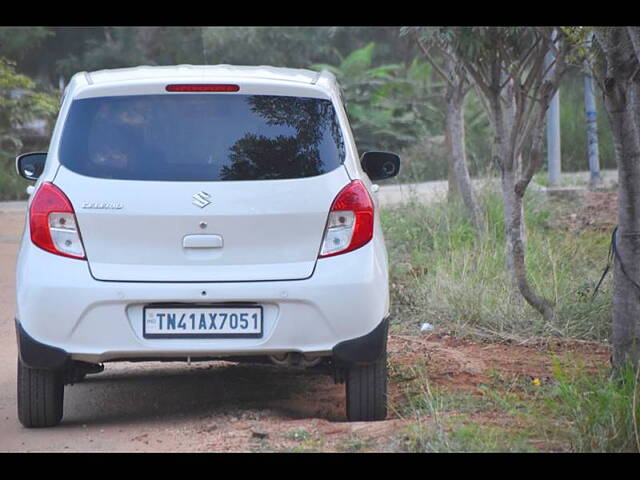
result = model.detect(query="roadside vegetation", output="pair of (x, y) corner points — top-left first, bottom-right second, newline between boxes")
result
(391, 355), (639, 453)
(376, 187), (638, 452)
(383, 187), (612, 342)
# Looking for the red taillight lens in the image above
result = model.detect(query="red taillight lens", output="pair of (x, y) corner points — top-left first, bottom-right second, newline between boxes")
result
(319, 180), (374, 258)
(165, 84), (240, 92)
(30, 182), (86, 260)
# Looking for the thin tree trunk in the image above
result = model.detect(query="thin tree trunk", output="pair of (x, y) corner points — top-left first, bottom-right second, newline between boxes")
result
(445, 84), (485, 235)
(500, 164), (554, 321)
(492, 87), (554, 321)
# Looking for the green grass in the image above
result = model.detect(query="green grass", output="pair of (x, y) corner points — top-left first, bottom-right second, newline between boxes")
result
(390, 351), (639, 452)
(382, 186), (613, 342)
(392, 360), (543, 452)
(381, 186), (637, 452)
(400, 420), (537, 453)
(549, 361), (640, 452)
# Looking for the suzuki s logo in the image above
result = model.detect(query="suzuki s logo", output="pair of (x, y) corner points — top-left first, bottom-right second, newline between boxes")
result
(192, 191), (212, 208)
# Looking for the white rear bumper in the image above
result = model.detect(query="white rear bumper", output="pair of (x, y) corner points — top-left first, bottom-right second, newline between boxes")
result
(16, 237), (389, 364)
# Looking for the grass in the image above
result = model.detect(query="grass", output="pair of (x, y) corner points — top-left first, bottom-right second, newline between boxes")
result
(549, 361), (640, 452)
(280, 429), (325, 452)
(400, 420), (537, 453)
(382, 185), (613, 343)
(335, 435), (374, 452)
(380, 186), (633, 452)
(392, 360), (542, 452)
(390, 351), (639, 452)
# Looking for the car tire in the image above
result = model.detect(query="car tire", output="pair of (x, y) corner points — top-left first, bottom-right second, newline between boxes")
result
(345, 351), (388, 421)
(17, 358), (64, 428)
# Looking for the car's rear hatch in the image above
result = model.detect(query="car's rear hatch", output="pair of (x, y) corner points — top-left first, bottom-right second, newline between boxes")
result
(52, 91), (350, 282)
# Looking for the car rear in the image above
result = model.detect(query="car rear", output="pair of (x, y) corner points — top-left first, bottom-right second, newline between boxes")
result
(15, 66), (391, 427)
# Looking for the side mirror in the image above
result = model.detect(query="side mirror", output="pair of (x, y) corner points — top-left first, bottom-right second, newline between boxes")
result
(16, 152), (47, 180)
(360, 151), (400, 181)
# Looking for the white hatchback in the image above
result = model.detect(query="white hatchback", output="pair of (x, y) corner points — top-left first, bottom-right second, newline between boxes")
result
(14, 65), (400, 427)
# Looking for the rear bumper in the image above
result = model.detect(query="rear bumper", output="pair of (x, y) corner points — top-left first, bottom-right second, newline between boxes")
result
(16, 235), (390, 365)
(16, 316), (390, 370)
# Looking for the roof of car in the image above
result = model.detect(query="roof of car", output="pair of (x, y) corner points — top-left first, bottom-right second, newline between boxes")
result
(83, 65), (325, 86)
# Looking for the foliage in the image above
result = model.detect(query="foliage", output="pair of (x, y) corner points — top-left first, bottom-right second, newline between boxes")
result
(55, 27), (158, 75)
(202, 27), (337, 69)
(0, 27), (52, 63)
(0, 57), (58, 200)
(383, 187), (612, 342)
(312, 43), (441, 153)
(0, 58), (58, 137)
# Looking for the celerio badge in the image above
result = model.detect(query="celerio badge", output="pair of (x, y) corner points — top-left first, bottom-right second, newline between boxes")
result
(192, 191), (212, 208)
(82, 202), (123, 210)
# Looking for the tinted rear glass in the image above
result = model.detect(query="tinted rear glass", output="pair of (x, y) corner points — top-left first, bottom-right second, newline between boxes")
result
(59, 94), (345, 181)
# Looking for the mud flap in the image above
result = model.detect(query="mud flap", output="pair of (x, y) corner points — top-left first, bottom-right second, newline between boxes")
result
(15, 320), (70, 370)
(332, 317), (389, 366)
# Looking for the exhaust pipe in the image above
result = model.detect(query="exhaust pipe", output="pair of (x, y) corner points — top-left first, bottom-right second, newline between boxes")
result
(268, 352), (322, 368)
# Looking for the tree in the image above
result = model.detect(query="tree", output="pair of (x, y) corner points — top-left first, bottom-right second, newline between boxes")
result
(312, 43), (437, 153)
(592, 27), (640, 368)
(415, 27), (578, 321)
(0, 57), (58, 200)
(410, 29), (486, 236)
(202, 27), (337, 69)
(0, 58), (58, 152)
(0, 27), (52, 63)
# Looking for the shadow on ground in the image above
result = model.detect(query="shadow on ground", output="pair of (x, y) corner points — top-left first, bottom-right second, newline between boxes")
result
(61, 361), (346, 427)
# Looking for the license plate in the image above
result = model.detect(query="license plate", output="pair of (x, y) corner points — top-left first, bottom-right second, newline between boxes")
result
(143, 305), (263, 339)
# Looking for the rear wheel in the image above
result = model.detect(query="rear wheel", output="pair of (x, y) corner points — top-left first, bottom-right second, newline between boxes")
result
(345, 351), (388, 421)
(17, 358), (64, 428)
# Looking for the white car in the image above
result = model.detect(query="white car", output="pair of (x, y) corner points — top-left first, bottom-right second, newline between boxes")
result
(14, 65), (400, 428)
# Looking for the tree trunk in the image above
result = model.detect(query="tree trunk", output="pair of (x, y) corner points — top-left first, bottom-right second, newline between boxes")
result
(492, 86), (554, 321)
(446, 141), (459, 200)
(594, 27), (640, 369)
(443, 63), (485, 235)
(500, 165), (554, 321)
(605, 74), (640, 367)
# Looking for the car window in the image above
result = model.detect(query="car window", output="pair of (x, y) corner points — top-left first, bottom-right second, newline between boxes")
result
(58, 94), (345, 181)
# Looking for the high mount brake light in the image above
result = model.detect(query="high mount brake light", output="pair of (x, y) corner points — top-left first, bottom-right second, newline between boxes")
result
(165, 84), (240, 92)
(319, 180), (374, 258)
(30, 182), (86, 260)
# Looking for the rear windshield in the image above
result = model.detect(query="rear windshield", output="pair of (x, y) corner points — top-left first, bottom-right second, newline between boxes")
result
(58, 94), (345, 181)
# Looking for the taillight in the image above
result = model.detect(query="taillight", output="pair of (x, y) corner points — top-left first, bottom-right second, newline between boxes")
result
(165, 84), (240, 92)
(319, 180), (374, 258)
(29, 182), (86, 260)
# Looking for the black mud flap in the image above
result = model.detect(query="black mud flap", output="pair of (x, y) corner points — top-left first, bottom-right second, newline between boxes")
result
(332, 317), (389, 366)
(15, 320), (70, 370)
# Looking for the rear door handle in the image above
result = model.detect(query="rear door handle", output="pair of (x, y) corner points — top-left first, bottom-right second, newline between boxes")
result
(182, 234), (223, 249)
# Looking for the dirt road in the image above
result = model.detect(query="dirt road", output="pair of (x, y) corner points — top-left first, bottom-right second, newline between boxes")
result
(0, 190), (611, 452)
